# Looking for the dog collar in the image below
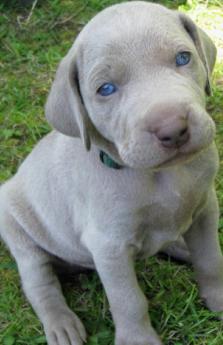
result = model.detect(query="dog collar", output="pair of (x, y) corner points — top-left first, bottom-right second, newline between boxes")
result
(99, 150), (122, 169)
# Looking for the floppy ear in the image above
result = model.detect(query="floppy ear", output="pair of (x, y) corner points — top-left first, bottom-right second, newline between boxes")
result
(45, 46), (91, 150)
(179, 13), (217, 95)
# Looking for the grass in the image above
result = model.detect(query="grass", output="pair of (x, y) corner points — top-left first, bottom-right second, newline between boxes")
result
(0, 0), (223, 344)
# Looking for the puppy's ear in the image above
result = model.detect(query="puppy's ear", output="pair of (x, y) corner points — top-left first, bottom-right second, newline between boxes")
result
(45, 46), (91, 150)
(179, 13), (217, 95)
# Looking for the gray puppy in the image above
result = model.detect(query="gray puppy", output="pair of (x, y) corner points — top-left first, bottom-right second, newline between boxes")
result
(0, 2), (222, 345)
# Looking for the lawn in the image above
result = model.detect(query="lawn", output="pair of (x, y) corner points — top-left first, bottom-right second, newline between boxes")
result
(0, 0), (223, 344)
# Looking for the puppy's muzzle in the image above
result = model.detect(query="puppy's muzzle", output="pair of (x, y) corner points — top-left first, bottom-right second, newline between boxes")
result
(154, 117), (189, 149)
(146, 102), (190, 149)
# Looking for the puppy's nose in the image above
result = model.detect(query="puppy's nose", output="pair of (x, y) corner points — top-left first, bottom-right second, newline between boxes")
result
(155, 118), (189, 149)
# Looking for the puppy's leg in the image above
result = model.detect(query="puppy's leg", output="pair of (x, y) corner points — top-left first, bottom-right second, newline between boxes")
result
(160, 237), (191, 263)
(86, 239), (163, 345)
(184, 188), (223, 316)
(0, 214), (86, 345)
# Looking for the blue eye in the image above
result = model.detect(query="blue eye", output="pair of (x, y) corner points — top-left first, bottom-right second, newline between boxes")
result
(97, 83), (117, 96)
(176, 52), (191, 66)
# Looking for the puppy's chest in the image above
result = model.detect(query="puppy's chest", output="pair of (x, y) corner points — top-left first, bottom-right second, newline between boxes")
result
(127, 170), (204, 257)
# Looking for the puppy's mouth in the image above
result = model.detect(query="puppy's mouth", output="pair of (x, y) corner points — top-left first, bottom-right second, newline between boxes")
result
(118, 139), (205, 170)
(154, 150), (200, 169)
(118, 124), (215, 170)
(154, 134), (215, 169)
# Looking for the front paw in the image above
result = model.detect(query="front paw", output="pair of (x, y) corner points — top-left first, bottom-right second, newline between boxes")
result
(115, 326), (163, 345)
(200, 284), (223, 316)
(44, 310), (86, 345)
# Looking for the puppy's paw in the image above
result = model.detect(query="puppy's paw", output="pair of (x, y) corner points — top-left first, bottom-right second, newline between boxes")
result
(201, 285), (223, 316)
(115, 327), (163, 345)
(44, 310), (86, 345)
(116, 335), (163, 345)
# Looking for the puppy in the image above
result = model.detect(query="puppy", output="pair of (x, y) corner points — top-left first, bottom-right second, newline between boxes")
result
(0, 2), (222, 345)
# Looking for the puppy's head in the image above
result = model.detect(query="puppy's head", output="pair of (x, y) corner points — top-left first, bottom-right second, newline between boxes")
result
(45, 1), (217, 169)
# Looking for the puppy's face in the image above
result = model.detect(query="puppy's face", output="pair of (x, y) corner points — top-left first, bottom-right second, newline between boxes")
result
(76, 2), (216, 168)
(46, 1), (216, 169)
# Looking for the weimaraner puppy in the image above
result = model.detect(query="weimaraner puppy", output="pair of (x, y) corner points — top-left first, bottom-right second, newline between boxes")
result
(0, 2), (222, 345)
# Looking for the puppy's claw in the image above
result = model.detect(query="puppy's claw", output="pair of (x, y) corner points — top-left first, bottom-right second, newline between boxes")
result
(72, 314), (87, 342)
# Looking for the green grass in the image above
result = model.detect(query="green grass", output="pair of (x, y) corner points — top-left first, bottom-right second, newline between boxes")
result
(0, 0), (223, 344)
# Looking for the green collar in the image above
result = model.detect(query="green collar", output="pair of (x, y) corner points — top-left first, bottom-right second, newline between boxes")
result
(100, 150), (123, 170)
